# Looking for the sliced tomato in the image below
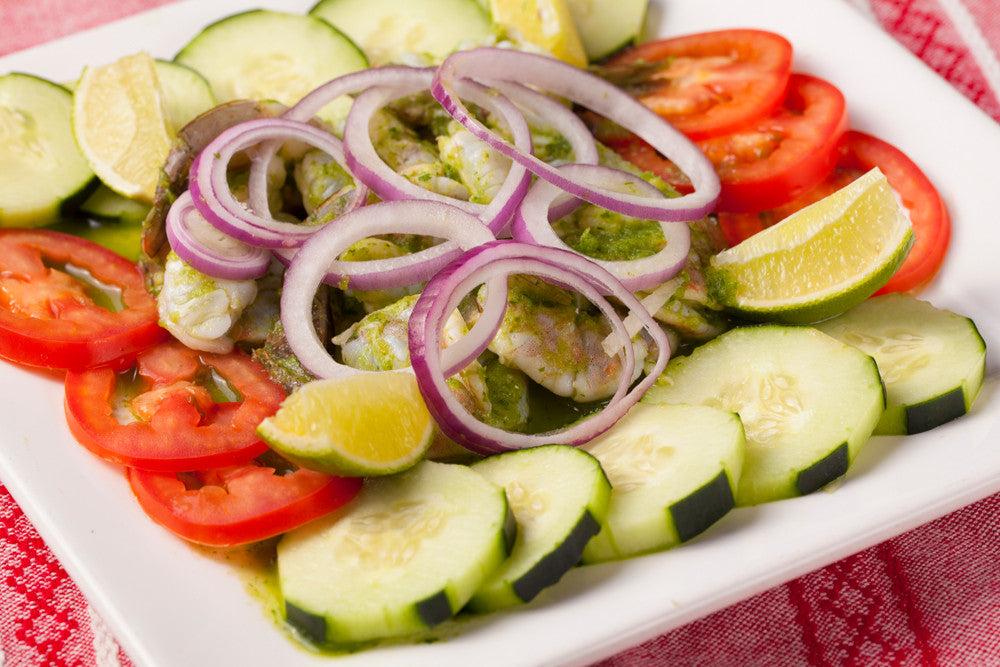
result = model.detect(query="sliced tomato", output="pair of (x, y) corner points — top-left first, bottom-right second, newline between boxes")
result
(127, 460), (362, 546)
(0, 228), (167, 370)
(65, 339), (286, 471)
(609, 73), (849, 213)
(718, 130), (951, 294)
(601, 29), (793, 140)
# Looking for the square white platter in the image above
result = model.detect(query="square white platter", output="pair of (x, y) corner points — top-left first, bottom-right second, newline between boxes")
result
(1, 0), (999, 665)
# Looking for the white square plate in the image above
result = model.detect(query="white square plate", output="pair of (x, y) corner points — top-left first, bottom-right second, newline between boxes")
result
(2, 0), (999, 665)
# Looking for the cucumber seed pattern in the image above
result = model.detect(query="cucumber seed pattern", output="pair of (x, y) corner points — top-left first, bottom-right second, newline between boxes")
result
(708, 373), (807, 444)
(504, 480), (548, 523)
(340, 497), (447, 568)
(0, 108), (47, 165)
(839, 329), (931, 384)
(588, 433), (675, 493)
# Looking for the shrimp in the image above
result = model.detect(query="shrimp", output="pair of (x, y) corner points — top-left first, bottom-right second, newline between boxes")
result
(468, 275), (653, 403)
(336, 237), (423, 314)
(293, 148), (355, 216)
(368, 108), (470, 200)
(371, 90), (584, 212)
(156, 251), (258, 354)
(437, 120), (512, 204)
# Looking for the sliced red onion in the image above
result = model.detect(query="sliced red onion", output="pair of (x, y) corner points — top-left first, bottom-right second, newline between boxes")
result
(247, 66), (445, 219)
(486, 80), (599, 166)
(280, 199), (501, 380)
(189, 117), (367, 248)
(513, 162), (691, 292)
(287, 65), (439, 125)
(408, 240), (672, 455)
(164, 189), (272, 280)
(431, 47), (720, 222)
(342, 75), (532, 235)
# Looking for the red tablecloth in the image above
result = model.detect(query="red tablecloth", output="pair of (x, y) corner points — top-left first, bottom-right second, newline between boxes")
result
(1, 1), (998, 665)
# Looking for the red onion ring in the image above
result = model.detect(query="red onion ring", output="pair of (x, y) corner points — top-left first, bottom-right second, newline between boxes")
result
(343, 75), (533, 235)
(408, 240), (672, 455)
(164, 189), (272, 280)
(431, 47), (721, 222)
(246, 66), (444, 217)
(513, 163), (692, 292)
(486, 79), (599, 167)
(280, 199), (502, 381)
(189, 117), (368, 249)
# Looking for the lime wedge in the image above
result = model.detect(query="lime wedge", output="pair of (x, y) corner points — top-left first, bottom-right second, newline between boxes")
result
(257, 371), (436, 476)
(706, 167), (914, 324)
(489, 0), (589, 67)
(72, 52), (174, 205)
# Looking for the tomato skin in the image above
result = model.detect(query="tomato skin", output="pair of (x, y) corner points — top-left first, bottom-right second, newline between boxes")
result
(64, 340), (286, 471)
(610, 73), (849, 214)
(717, 130), (951, 294)
(604, 29), (793, 141)
(703, 74), (848, 212)
(127, 463), (363, 547)
(838, 132), (951, 294)
(0, 229), (167, 370)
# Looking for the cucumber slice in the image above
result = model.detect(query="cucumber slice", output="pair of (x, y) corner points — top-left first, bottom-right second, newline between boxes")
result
(580, 403), (744, 563)
(153, 60), (217, 130)
(566, 0), (649, 61)
(79, 184), (150, 224)
(0, 73), (95, 227)
(46, 217), (144, 262)
(277, 460), (514, 646)
(816, 293), (986, 435)
(46, 184), (149, 261)
(174, 10), (368, 127)
(643, 325), (885, 506)
(468, 444), (610, 611)
(310, 0), (493, 65)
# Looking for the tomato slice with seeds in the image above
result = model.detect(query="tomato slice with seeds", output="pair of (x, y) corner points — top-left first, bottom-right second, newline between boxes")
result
(717, 130), (951, 294)
(600, 29), (794, 141)
(609, 73), (849, 214)
(0, 228), (167, 370)
(64, 339), (286, 471)
(127, 459), (362, 547)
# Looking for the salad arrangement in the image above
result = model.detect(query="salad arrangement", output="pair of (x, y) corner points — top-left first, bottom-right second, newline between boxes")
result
(0, 0), (989, 656)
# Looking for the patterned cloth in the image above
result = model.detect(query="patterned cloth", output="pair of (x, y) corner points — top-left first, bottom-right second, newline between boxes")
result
(1, 1), (998, 665)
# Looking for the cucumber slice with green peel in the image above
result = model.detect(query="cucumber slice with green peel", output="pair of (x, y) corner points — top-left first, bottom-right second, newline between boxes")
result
(643, 325), (885, 506)
(580, 403), (744, 563)
(277, 460), (513, 646)
(46, 217), (144, 262)
(310, 0), (493, 65)
(46, 184), (149, 261)
(79, 184), (150, 224)
(566, 0), (649, 61)
(174, 10), (368, 127)
(468, 444), (610, 611)
(815, 293), (987, 435)
(0, 73), (95, 228)
(152, 60), (217, 130)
